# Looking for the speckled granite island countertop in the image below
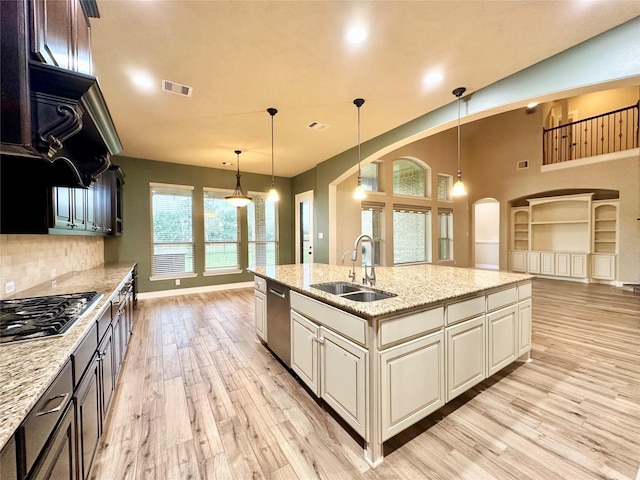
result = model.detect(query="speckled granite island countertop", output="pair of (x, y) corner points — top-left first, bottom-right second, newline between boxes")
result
(252, 263), (532, 320)
(0, 262), (136, 451)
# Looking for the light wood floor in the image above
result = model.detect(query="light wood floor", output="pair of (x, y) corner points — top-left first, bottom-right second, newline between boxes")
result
(89, 279), (640, 480)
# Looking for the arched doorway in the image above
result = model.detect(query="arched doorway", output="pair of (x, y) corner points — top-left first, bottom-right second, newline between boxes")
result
(473, 198), (500, 270)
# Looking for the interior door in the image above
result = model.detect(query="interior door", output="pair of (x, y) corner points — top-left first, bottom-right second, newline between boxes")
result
(295, 190), (314, 264)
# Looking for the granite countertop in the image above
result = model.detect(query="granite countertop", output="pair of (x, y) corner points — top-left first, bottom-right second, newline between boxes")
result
(253, 263), (532, 320)
(0, 262), (136, 451)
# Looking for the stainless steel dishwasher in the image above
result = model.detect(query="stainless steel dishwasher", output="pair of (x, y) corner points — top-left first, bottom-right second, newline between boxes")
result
(266, 280), (291, 367)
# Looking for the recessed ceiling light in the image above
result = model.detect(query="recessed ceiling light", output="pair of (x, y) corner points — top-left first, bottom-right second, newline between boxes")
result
(130, 72), (154, 91)
(422, 70), (444, 88)
(346, 26), (367, 45)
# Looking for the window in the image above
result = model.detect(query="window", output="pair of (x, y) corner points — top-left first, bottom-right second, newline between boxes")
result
(393, 204), (432, 264)
(438, 208), (454, 261)
(204, 188), (240, 273)
(360, 162), (379, 192)
(437, 174), (453, 201)
(361, 201), (384, 265)
(393, 158), (430, 197)
(247, 194), (279, 269)
(150, 183), (194, 278)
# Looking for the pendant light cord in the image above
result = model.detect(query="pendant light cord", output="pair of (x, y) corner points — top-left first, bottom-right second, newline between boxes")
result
(457, 94), (461, 175)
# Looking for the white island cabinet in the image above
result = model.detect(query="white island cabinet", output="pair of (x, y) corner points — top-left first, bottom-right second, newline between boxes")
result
(252, 263), (532, 468)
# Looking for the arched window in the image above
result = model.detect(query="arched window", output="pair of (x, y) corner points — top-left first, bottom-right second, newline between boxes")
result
(392, 158), (430, 197)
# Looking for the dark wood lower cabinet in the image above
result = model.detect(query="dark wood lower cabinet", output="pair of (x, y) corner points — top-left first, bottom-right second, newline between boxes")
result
(98, 326), (115, 421)
(76, 355), (100, 480)
(0, 437), (17, 480)
(31, 402), (76, 480)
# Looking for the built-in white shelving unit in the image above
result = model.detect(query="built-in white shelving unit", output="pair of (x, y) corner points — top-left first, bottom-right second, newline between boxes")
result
(510, 193), (618, 283)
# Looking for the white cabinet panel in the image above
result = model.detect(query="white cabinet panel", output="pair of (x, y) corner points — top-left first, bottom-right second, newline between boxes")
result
(555, 253), (571, 277)
(446, 316), (486, 402)
(592, 254), (616, 280)
(487, 306), (517, 376)
(571, 254), (588, 278)
(379, 331), (444, 442)
(321, 328), (368, 438)
(510, 251), (527, 273)
(527, 252), (540, 274)
(290, 311), (320, 395)
(254, 291), (266, 342)
(540, 252), (555, 275)
(518, 300), (532, 356)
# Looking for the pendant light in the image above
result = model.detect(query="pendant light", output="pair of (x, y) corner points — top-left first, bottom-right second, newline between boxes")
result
(225, 150), (252, 207)
(452, 87), (467, 197)
(267, 107), (279, 202)
(353, 98), (366, 200)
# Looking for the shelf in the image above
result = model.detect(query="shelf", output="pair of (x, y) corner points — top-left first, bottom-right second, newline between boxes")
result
(530, 220), (589, 225)
(594, 229), (616, 233)
(595, 218), (616, 222)
(594, 240), (616, 244)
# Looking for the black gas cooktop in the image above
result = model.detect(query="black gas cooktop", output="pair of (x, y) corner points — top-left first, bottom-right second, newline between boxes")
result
(0, 291), (101, 344)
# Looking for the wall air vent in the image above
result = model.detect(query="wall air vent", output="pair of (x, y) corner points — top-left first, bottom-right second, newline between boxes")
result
(307, 121), (329, 131)
(517, 160), (529, 170)
(162, 79), (193, 97)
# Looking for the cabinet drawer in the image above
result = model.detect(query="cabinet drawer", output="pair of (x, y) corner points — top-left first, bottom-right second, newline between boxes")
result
(518, 282), (532, 300)
(74, 323), (98, 387)
(23, 360), (73, 475)
(254, 276), (267, 294)
(379, 306), (444, 349)
(291, 292), (367, 346)
(487, 286), (517, 312)
(446, 295), (485, 325)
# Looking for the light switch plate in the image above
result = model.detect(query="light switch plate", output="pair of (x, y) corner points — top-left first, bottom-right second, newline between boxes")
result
(5, 281), (15, 294)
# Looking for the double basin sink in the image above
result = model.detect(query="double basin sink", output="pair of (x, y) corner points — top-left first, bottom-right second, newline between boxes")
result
(311, 282), (397, 302)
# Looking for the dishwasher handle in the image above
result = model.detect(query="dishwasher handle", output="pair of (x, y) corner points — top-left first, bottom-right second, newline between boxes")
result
(269, 287), (286, 299)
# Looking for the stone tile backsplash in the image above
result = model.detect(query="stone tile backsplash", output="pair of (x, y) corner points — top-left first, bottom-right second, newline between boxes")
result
(0, 235), (104, 299)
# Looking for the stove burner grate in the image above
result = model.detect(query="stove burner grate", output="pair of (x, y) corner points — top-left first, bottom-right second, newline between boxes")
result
(0, 291), (100, 344)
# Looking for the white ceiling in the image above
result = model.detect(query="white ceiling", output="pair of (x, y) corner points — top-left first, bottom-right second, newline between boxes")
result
(90, 1), (640, 178)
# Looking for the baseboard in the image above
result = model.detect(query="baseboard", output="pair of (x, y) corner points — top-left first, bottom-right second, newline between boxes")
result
(138, 281), (254, 300)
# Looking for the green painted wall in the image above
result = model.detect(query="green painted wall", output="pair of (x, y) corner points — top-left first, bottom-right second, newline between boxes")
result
(104, 156), (293, 293)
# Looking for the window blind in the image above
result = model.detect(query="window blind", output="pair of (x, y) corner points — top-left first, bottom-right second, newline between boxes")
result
(150, 183), (195, 277)
(204, 188), (240, 273)
(247, 193), (279, 268)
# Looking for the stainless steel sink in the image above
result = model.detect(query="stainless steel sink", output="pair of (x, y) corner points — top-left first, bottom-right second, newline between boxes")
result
(310, 282), (396, 302)
(311, 282), (362, 295)
(341, 290), (396, 302)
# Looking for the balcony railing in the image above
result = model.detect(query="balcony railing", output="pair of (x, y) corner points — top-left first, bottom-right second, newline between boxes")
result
(543, 101), (639, 165)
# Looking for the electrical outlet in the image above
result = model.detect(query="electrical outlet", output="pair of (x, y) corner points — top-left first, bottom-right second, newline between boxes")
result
(52, 280), (57, 288)
(50, 268), (57, 278)
(175, 279), (180, 286)
(5, 281), (15, 294)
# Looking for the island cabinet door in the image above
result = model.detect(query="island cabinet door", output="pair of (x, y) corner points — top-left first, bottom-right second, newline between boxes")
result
(379, 331), (444, 442)
(254, 290), (266, 342)
(487, 305), (518, 376)
(290, 311), (320, 395)
(446, 315), (486, 402)
(518, 299), (532, 356)
(320, 327), (368, 438)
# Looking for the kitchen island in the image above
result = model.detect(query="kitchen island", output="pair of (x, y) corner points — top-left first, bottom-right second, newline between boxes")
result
(0, 262), (136, 478)
(252, 263), (533, 467)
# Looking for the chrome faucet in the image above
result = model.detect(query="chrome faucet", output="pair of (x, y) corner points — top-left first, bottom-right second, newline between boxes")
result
(341, 250), (357, 282)
(351, 234), (376, 286)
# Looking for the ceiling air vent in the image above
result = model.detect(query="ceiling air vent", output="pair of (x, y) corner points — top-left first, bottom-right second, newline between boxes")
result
(307, 121), (329, 131)
(162, 79), (193, 97)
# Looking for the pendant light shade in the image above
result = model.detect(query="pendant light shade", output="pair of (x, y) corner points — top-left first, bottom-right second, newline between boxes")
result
(225, 150), (252, 207)
(267, 107), (280, 202)
(452, 87), (467, 197)
(353, 98), (366, 200)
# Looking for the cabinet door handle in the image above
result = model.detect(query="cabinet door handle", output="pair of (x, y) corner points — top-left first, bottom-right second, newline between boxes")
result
(35, 392), (70, 417)
(316, 336), (325, 345)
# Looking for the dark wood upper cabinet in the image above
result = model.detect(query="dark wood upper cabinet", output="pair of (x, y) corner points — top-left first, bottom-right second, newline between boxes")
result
(0, 0), (121, 189)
